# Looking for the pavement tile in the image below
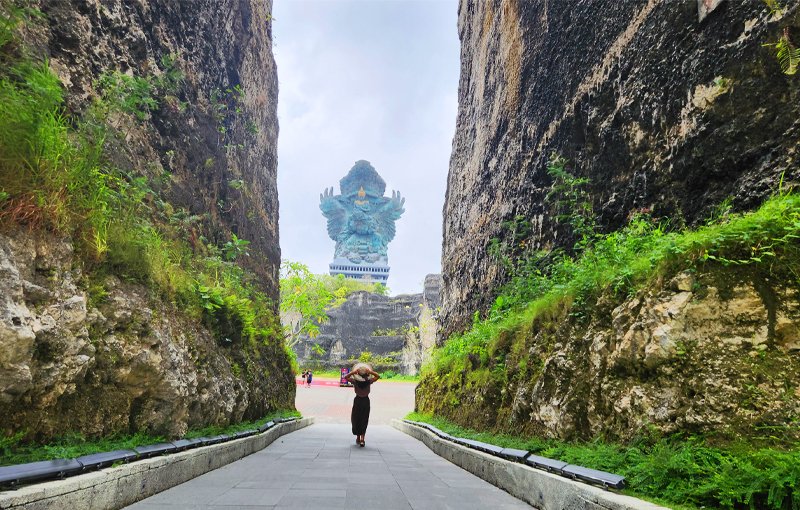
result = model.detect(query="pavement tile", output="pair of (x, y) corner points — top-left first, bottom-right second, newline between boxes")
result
(210, 488), (288, 506)
(124, 424), (529, 509)
(235, 480), (294, 489)
(291, 481), (347, 490)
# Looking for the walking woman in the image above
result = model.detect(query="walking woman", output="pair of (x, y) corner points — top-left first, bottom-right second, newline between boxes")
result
(343, 363), (380, 447)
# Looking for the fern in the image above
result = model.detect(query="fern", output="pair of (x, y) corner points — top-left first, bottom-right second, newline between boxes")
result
(765, 29), (800, 76)
(776, 35), (800, 76)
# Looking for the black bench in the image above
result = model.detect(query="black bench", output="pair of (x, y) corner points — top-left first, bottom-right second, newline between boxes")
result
(562, 464), (626, 489)
(133, 443), (177, 458)
(525, 454), (568, 473)
(499, 448), (530, 462)
(76, 450), (137, 471)
(170, 439), (194, 451)
(461, 439), (504, 456)
(233, 430), (257, 440)
(0, 459), (83, 487)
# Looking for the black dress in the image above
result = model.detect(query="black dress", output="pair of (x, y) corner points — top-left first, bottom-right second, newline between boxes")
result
(351, 379), (372, 436)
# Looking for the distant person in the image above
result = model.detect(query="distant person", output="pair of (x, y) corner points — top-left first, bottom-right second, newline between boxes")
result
(300, 370), (307, 386)
(344, 363), (380, 447)
(306, 370), (313, 387)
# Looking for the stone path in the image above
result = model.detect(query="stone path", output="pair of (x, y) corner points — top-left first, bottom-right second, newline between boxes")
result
(124, 423), (530, 509)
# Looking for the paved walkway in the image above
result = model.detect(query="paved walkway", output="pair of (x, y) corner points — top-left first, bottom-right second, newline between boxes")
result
(295, 377), (417, 425)
(124, 423), (530, 509)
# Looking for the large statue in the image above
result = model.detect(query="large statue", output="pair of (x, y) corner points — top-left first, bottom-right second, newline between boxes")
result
(320, 161), (404, 278)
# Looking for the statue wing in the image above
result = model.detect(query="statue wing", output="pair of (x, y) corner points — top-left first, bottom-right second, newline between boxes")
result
(375, 191), (405, 242)
(319, 187), (347, 241)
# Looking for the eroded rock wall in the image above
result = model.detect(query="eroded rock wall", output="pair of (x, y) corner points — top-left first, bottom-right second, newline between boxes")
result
(0, 0), (291, 440)
(294, 275), (443, 374)
(442, 0), (800, 336)
(37, 0), (280, 289)
(0, 231), (294, 440)
(418, 268), (800, 441)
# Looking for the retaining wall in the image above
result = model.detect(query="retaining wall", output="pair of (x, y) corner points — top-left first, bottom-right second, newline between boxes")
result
(392, 419), (666, 510)
(0, 417), (314, 510)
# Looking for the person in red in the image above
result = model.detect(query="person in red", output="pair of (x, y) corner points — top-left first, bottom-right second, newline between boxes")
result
(343, 363), (380, 447)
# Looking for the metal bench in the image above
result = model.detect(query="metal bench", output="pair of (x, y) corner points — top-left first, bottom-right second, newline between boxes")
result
(0, 459), (83, 487)
(76, 450), (137, 471)
(170, 439), (194, 451)
(525, 454), (568, 473)
(562, 464), (626, 489)
(499, 448), (530, 462)
(133, 443), (178, 458)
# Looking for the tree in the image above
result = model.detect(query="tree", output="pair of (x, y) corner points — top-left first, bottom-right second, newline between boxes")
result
(279, 261), (332, 348)
(279, 261), (387, 347)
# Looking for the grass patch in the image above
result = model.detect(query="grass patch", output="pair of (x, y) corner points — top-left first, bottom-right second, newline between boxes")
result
(0, 410), (300, 466)
(0, 6), (295, 371)
(426, 191), (800, 376)
(381, 373), (420, 382)
(407, 412), (800, 510)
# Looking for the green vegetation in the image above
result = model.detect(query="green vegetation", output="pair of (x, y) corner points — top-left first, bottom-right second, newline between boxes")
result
(371, 324), (419, 337)
(428, 161), (800, 375)
(421, 155), (800, 508)
(380, 371), (419, 382)
(0, 5), (290, 377)
(407, 412), (800, 510)
(348, 350), (398, 366)
(0, 410), (300, 466)
(764, 28), (800, 76)
(280, 260), (388, 346)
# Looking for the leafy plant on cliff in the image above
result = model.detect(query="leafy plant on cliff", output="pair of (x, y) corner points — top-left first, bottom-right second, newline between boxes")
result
(96, 53), (183, 122)
(545, 151), (596, 252)
(0, 9), (291, 381)
(764, 28), (800, 76)
(428, 177), (800, 377)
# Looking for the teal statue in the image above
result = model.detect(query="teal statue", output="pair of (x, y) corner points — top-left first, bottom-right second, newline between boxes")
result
(320, 161), (404, 280)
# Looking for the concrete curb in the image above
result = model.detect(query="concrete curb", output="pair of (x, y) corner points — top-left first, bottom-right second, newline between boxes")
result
(0, 417), (314, 510)
(392, 419), (667, 510)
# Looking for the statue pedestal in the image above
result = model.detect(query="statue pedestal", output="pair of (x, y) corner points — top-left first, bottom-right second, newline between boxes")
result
(329, 258), (389, 283)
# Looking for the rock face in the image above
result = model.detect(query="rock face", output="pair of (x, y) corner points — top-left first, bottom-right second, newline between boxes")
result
(0, 231), (294, 440)
(37, 0), (280, 290)
(0, 0), (292, 440)
(417, 269), (800, 441)
(294, 275), (442, 374)
(442, 0), (800, 337)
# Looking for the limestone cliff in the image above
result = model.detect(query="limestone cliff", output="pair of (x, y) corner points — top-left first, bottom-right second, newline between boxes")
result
(293, 275), (442, 374)
(0, 0), (292, 441)
(0, 231), (292, 439)
(38, 0), (280, 290)
(418, 268), (800, 442)
(442, 0), (800, 336)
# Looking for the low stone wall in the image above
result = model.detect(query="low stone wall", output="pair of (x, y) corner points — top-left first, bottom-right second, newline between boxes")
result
(392, 419), (665, 510)
(0, 418), (314, 510)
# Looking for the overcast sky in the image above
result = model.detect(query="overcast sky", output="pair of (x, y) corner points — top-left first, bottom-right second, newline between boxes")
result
(273, 0), (460, 295)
